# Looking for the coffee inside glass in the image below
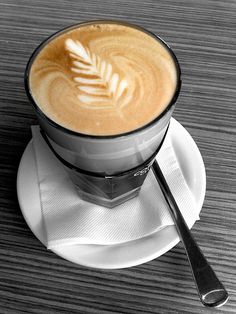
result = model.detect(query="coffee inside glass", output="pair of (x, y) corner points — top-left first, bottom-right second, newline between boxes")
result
(25, 20), (181, 208)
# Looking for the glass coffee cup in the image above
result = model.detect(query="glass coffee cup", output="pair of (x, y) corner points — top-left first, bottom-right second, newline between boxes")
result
(25, 20), (181, 208)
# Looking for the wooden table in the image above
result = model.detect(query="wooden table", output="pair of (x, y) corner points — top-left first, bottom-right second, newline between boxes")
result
(0, 0), (236, 313)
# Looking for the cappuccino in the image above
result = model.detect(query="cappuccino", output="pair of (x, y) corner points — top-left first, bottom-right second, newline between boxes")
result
(29, 22), (177, 135)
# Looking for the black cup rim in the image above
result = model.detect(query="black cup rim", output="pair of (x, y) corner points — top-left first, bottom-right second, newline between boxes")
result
(25, 19), (181, 140)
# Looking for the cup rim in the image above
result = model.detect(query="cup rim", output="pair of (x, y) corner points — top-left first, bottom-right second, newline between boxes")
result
(24, 19), (181, 140)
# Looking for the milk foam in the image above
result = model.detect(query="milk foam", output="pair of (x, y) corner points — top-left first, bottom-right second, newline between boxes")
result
(29, 22), (178, 135)
(65, 38), (129, 109)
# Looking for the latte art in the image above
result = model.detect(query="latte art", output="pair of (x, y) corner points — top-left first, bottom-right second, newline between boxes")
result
(65, 39), (128, 108)
(29, 22), (178, 135)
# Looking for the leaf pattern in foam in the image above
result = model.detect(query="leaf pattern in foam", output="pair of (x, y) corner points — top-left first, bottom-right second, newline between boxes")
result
(65, 39), (128, 107)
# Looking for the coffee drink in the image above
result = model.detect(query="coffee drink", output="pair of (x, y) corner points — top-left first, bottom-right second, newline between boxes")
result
(29, 22), (177, 135)
(26, 21), (181, 207)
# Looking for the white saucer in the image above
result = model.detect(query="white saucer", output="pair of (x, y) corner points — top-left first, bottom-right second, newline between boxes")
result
(17, 118), (206, 269)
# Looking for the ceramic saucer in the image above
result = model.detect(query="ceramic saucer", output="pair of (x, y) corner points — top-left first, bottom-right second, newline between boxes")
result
(17, 118), (206, 269)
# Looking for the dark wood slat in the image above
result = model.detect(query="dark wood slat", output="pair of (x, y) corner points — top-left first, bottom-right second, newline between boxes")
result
(0, 0), (236, 313)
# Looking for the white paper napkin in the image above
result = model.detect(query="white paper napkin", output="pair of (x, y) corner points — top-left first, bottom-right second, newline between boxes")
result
(31, 123), (199, 249)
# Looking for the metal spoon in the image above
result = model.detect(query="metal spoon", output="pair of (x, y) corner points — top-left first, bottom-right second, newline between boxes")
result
(152, 160), (228, 307)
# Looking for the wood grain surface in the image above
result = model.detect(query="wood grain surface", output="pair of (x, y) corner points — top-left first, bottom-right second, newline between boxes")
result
(0, 0), (236, 313)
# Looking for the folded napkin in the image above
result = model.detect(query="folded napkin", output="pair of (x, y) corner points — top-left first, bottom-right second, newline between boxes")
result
(31, 122), (199, 249)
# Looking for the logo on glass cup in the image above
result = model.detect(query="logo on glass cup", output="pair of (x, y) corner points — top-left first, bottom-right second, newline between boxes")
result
(134, 166), (150, 177)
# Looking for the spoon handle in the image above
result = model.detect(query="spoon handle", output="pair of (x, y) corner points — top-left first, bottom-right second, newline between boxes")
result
(152, 160), (228, 307)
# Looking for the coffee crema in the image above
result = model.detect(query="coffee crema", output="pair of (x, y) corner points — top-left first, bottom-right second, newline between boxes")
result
(29, 22), (177, 135)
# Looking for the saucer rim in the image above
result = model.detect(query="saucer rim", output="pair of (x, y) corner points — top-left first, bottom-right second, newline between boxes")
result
(17, 118), (206, 269)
